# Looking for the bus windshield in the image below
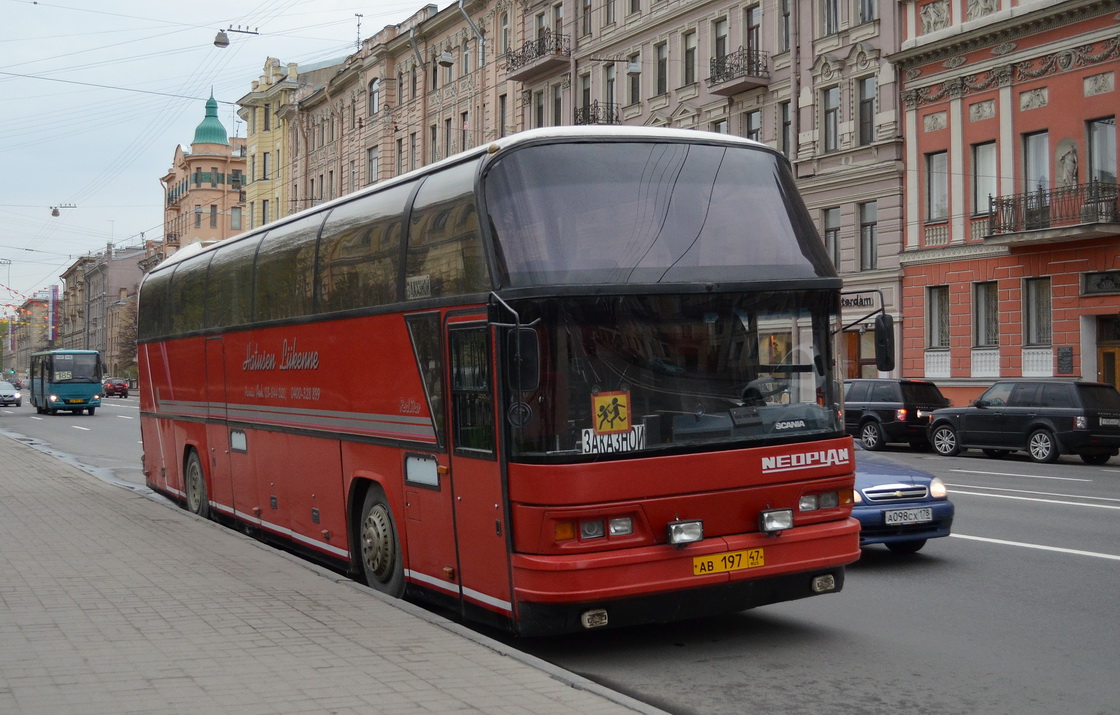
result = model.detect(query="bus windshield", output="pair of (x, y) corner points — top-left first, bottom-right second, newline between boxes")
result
(504, 291), (842, 460)
(483, 139), (832, 286)
(48, 353), (101, 383)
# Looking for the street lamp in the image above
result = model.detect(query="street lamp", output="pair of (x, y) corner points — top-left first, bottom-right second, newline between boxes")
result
(214, 26), (260, 48)
(50, 203), (76, 217)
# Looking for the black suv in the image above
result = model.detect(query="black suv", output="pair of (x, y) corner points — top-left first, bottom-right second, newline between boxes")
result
(928, 380), (1120, 464)
(844, 378), (950, 451)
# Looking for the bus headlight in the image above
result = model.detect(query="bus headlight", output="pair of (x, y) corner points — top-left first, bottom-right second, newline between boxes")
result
(759, 509), (794, 534)
(49, 394), (59, 403)
(667, 520), (703, 545)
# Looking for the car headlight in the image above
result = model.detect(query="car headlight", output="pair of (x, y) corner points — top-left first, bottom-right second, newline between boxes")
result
(929, 477), (948, 499)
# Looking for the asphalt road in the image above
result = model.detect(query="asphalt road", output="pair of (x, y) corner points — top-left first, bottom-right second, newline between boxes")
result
(4, 398), (1118, 714)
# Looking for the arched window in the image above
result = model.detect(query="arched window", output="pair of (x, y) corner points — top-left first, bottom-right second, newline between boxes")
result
(368, 78), (380, 115)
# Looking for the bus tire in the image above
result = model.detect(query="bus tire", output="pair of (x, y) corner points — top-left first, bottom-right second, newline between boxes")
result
(184, 449), (211, 519)
(359, 485), (405, 598)
(87, 407), (96, 415)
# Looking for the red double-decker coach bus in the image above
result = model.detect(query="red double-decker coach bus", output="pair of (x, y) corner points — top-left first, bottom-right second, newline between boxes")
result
(138, 126), (879, 635)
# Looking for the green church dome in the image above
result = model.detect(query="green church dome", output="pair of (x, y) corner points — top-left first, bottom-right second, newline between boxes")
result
(192, 94), (229, 146)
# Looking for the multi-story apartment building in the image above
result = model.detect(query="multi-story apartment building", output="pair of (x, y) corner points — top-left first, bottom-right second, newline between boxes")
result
(58, 256), (95, 349)
(892, 0), (1120, 401)
(160, 95), (248, 254)
(10, 289), (54, 373)
(243, 0), (906, 380)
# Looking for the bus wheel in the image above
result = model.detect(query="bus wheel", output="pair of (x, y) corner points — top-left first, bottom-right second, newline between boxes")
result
(359, 486), (404, 597)
(184, 450), (211, 519)
(87, 407), (96, 415)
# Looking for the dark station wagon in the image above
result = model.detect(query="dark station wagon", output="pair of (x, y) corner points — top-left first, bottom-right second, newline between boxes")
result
(928, 380), (1120, 464)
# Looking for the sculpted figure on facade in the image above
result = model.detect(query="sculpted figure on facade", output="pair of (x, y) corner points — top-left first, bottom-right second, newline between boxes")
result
(967, 0), (998, 21)
(921, 0), (950, 35)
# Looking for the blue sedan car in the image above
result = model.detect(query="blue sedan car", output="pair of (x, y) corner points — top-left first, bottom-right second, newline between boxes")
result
(853, 445), (955, 554)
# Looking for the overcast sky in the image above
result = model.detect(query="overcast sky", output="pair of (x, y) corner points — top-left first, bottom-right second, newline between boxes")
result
(1, 0), (425, 314)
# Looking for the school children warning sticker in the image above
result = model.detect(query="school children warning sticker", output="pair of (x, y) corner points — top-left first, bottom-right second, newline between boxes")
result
(582, 391), (647, 454)
(592, 391), (631, 434)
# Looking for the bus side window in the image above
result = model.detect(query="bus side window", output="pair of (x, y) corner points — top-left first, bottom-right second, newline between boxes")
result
(137, 269), (174, 340)
(450, 327), (494, 455)
(169, 252), (212, 334)
(207, 235), (263, 329)
(253, 214), (324, 322)
(318, 182), (413, 312)
(407, 161), (490, 300)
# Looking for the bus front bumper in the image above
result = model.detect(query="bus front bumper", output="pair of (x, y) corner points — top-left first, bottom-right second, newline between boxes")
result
(510, 517), (860, 635)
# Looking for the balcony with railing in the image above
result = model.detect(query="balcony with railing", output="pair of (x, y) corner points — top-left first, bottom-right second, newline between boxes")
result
(575, 101), (621, 126)
(504, 29), (571, 83)
(707, 47), (770, 96)
(986, 181), (1119, 246)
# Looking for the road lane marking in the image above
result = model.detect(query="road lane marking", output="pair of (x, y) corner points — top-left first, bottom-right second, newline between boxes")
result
(945, 483), (1120, 503)
(951, 533), (1120, 561)
(949, 468), (1090, 482)
(72, 426), (92, 431)
(117, 415), (134, 419)
(947, 489), (1120, 510)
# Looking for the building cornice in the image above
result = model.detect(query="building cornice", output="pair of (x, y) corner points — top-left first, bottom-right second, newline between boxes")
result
(890, 0), (1119, 69)
(898, 242), (1009, 267)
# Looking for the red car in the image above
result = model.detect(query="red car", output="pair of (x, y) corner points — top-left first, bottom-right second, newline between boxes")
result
(102, 378), (129, 398)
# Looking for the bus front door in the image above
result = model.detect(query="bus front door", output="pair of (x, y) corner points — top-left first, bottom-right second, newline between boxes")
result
(445, 321), (513, 626)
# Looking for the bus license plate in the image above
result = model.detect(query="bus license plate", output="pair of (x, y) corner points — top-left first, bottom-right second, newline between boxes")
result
(693, 548), (764, 576)
(885, 508), (933, 525)
(67, 399), (84, 404)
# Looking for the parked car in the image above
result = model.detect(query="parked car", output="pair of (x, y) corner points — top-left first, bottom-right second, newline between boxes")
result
(928, 380), (1120, 464)
(844, 378), (950, 451)
(0, 381), (22, 407)
(853, 443), (955, 554)
(102, 377), (129, 398)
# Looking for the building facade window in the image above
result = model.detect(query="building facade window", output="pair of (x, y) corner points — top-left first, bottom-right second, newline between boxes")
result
(367, 146), (378, 185)
(194, 204), (201, 228)
(683, 31), (697, 86)
(604, 64), (616, 102)
(780, 101), (791, 157)
(972, 141), (997, 215)
(262, 152), (271, 179)
(778, 0), (790, 52)
(858, 201), (877, 270)
(605, 0), (616, 26)
(231, 206), (242, 230)
(1025, 277), (1052, 345)
(858, 76), (876, 146)
(824, 86), (840, 152)
(743, 109), (761, 142)
(859, 0), (876, 23)
(974, 281), (999, 347)
(581, 0), (592, 35)
(368, 79), (380, 115)
(711, 118), (728, 133)
(823, 207), (840, 267)
(556, 83), (567, 125)
(745, 6), (761, 53)
(929, 285), (950, 348)
(627, 54), (641, 104)
(498, 94), (508, 137)
(262, 199), (270, 224)
(1088, 117), (1117, 183)
(822, 0), (840, 35)
(714, 18), (728, 60)
(1023, 131), (1049, 192)
(655, 42), (668, 95)
(209, 205), (217, 229)
(263, 104), (271, 131)
(927, 151), (949, 221)
(535, 91), (545, 128)
(500, 13), (509, 54)
(629, 0), (640, 15)
(461, 111), (469, 150)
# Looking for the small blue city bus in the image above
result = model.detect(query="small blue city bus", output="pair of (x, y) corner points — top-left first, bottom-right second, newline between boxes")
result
(29, 349), (104, 415)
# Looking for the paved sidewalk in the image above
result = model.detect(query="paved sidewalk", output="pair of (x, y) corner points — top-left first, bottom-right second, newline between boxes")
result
(0, 434), (659, 714)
